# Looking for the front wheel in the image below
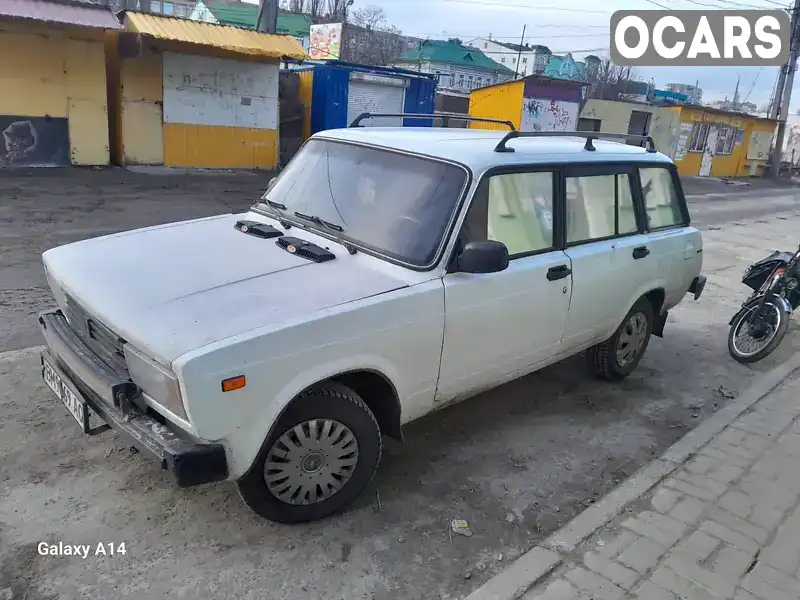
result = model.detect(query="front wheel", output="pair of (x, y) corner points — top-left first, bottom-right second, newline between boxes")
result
(728, 297), (790, 364)
(237, 382), (382, 523)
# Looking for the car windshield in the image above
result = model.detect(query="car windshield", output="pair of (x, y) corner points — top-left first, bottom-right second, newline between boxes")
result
(255, 139), (468, 266)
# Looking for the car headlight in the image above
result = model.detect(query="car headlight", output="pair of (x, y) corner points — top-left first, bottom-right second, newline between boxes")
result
(123, 345), (187, 420)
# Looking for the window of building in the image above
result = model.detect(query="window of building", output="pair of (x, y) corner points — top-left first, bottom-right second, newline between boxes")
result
(566, 174), (637, 244)
(501, 57), (506, 63)
(484, 42), (488, 48)
(162, 1), (174, 14)
(152, 0), (162, 11)
(458, 74), (465, 88)
(512, 57), (516, 64)
(475, 76), (482, 88)
(640, 167), (685, 229)
(460, 172), (555, 256)
(467, 75), (473, 88)
(450, 73), (456, 86)
(534, 55), (547, 72)
(688, 122), (710, 152)
(715, 126), (736, 155)
(522, 57), (527, 63)
(577, 118), (601, 132)
(173, 3), (189, 16)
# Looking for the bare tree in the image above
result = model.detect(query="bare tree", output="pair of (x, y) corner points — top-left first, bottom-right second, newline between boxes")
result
(307, 0), (324, 18)
(286, 0), (305, 12)
(347, 6), (405, 65)
(325, 0), (349, 21)
(587, 58), (642, 101)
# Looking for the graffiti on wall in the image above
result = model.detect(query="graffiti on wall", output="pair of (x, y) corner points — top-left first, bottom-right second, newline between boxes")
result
(520, 97), (578, 132)
(0, 116), (70, 166)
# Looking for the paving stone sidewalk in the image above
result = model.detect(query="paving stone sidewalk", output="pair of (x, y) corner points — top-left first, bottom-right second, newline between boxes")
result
(519, 374), (800, 600)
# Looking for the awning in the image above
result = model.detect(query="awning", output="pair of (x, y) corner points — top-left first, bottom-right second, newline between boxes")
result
(0, 0), (122, 30)
(124, 12), (307, 61)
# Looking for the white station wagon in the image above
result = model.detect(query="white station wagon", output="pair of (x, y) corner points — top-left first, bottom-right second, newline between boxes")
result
(38, 119), (706, 523)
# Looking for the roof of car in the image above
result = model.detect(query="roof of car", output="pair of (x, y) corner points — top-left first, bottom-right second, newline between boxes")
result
(315, 127), (674, 173)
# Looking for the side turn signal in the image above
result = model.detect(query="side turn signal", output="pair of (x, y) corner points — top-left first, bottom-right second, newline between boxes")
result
(221, 375), (246, 392)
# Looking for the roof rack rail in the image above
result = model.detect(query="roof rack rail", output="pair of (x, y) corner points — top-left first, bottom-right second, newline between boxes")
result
(493, 131), (657, 153)
(349, 112), (516, 130)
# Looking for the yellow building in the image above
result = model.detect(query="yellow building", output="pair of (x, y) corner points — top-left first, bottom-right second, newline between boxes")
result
(0, 0), (122, 166)
(468, 75), (587, 132)
(579, 99), (680, 157)
(108, 12), (306, 169)
(667, 105), (777, 178)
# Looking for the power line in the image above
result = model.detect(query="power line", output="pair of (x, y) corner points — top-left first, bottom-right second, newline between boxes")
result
(645, 0), (671, 8)
(742, 67), (765, 105)
(673, 0), (790, 9)
(405, 31), (608, 39)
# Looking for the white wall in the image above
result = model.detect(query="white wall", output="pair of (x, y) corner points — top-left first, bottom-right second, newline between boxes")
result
(162, 52), (279, 130)
(394, 59), (511, 92)
(520, 97), (579, 132)
(466, 38), (541, 77)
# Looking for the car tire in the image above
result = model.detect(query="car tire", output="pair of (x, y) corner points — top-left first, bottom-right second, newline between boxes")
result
(236, 382), (382, 523)
(587, 297), (655, 381)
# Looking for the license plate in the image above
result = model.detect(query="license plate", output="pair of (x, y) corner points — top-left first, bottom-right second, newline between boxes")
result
(42, 356), (88, 431)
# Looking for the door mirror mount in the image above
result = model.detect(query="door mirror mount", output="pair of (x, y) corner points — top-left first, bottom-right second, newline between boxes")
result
(454, 240), (509, 274)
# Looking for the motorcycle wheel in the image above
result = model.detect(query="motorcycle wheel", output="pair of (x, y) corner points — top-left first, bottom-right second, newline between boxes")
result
(728, 297), (790, 364)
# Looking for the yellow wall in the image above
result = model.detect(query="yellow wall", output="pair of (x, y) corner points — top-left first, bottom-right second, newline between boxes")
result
(672, 106), (776, 178)
(580, 99), (680, 156)
(163, 124), (278, 168)
(468, 81), (525, 130)
(119, 48), (164, 165)
(297, 69), (314, 141)
(0, 22), (109, 165)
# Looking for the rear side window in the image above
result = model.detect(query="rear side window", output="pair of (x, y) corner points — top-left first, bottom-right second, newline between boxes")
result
(640, 167), (685, 229)
(566, 173), (637, 244)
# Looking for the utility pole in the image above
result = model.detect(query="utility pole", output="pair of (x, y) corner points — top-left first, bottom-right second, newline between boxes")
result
(514, 24), (526, 79)
(771, 0), (800, 178)
(732, 75), (740, 110)
(256, 0), (278, 33)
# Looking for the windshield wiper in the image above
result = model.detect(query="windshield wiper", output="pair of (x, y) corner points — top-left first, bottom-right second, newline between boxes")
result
(294, 211), (344, 232)
(293, 211), (357, 255)
(258, 197), (291, 229)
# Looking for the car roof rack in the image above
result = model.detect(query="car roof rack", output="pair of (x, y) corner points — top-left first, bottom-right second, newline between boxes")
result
(493, 131), (657, 153)
(349, 112), (516, 130)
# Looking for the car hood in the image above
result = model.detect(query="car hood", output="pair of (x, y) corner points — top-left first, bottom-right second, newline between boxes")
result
(42, 213), (408, 364)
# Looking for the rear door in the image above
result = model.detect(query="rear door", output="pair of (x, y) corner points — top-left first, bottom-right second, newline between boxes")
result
(637, 164), (698, 310)
(560, 164), (655, 350)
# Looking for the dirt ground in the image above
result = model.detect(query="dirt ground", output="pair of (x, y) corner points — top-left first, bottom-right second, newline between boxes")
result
(2, 169), (800, 600)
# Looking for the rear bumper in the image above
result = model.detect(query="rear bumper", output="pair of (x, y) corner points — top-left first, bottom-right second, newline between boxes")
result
(688, 275), (707, 300)
(38, 310), (228, 487)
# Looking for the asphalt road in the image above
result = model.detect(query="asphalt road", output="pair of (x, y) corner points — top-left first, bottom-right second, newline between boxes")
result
(3, 169), (800, 600)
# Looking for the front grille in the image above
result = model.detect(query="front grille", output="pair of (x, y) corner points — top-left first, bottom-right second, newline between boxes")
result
(63, 294), (129, 375)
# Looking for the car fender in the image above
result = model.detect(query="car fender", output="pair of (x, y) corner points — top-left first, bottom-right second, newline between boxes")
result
(227, 353), (403, 480)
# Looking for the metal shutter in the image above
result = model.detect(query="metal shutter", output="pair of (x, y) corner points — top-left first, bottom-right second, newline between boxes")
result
(346, 72), (407, 127)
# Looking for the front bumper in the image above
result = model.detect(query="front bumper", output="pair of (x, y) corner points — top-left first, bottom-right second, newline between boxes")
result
(38, 310), (228, 487)
(688, 275), (707, 300)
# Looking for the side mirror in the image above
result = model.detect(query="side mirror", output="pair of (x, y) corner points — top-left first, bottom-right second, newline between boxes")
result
(455, 240), (509, 274)
(267, 176), (278, 190)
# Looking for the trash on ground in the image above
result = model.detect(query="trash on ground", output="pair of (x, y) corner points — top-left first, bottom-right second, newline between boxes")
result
(451, 519), (472, 537)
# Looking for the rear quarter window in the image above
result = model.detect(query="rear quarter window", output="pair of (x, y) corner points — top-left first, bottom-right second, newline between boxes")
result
(640, 167), (687, 229)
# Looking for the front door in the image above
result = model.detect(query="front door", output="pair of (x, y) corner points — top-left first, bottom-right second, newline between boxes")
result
(699, 126), (718, 176)
(436, 169), (571, 404)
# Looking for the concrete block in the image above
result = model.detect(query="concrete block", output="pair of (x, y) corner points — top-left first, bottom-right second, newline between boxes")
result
(718, 490), (754, 519)
(669, 496), (707, 525)
(583, 551), (639, 590)
(670, 530), (721, 563)
(617, 536), (667, 574)
(464, 547), (562, 600)
(564, 567), (626, 600)
(664, 555), (737, 598)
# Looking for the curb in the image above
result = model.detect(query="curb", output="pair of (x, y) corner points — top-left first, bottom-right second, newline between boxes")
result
(0, 345), (45, 364)
(464, 351), (800, 600)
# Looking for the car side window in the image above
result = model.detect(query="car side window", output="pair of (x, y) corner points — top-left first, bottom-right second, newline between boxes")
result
(640, 167), (685, 229)
(462, 172), (555, 258)
(566, 173), (637, 245)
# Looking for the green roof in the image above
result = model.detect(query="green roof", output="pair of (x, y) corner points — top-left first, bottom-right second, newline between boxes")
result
(208, 3), (311, 36)
(400, 39), (514, 74)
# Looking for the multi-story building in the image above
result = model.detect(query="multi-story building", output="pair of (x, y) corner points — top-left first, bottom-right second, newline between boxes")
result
(465, 37), (550, 77)
(124, 0), (196, 18)
(665, 82), (703, 104)
(395, 38), (514, 94)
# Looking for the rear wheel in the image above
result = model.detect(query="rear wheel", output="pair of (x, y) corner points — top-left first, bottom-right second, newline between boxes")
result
(237, 382), (382, 523)
(587, 298), (654, 381)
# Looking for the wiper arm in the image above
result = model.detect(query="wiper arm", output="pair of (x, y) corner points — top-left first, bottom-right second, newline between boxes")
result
(294, 211), (344, 232)
(258, 196), (292, 229)
(267, 199), (287, 210)
(293, 211), (357, 255)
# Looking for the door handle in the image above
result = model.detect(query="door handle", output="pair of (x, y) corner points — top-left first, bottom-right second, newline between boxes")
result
(633, 246), (650, 259)
(547, 265), (572, 281)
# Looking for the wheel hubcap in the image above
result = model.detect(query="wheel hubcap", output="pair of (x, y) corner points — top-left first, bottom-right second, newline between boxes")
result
(264, 419), (359, 506)
(616, 312), (648, 367)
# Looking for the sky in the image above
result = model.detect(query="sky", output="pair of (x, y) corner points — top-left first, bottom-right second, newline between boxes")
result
(322, 0), (794, 112)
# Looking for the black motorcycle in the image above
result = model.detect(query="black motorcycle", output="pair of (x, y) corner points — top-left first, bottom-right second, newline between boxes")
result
(728, 246), (800, 363)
